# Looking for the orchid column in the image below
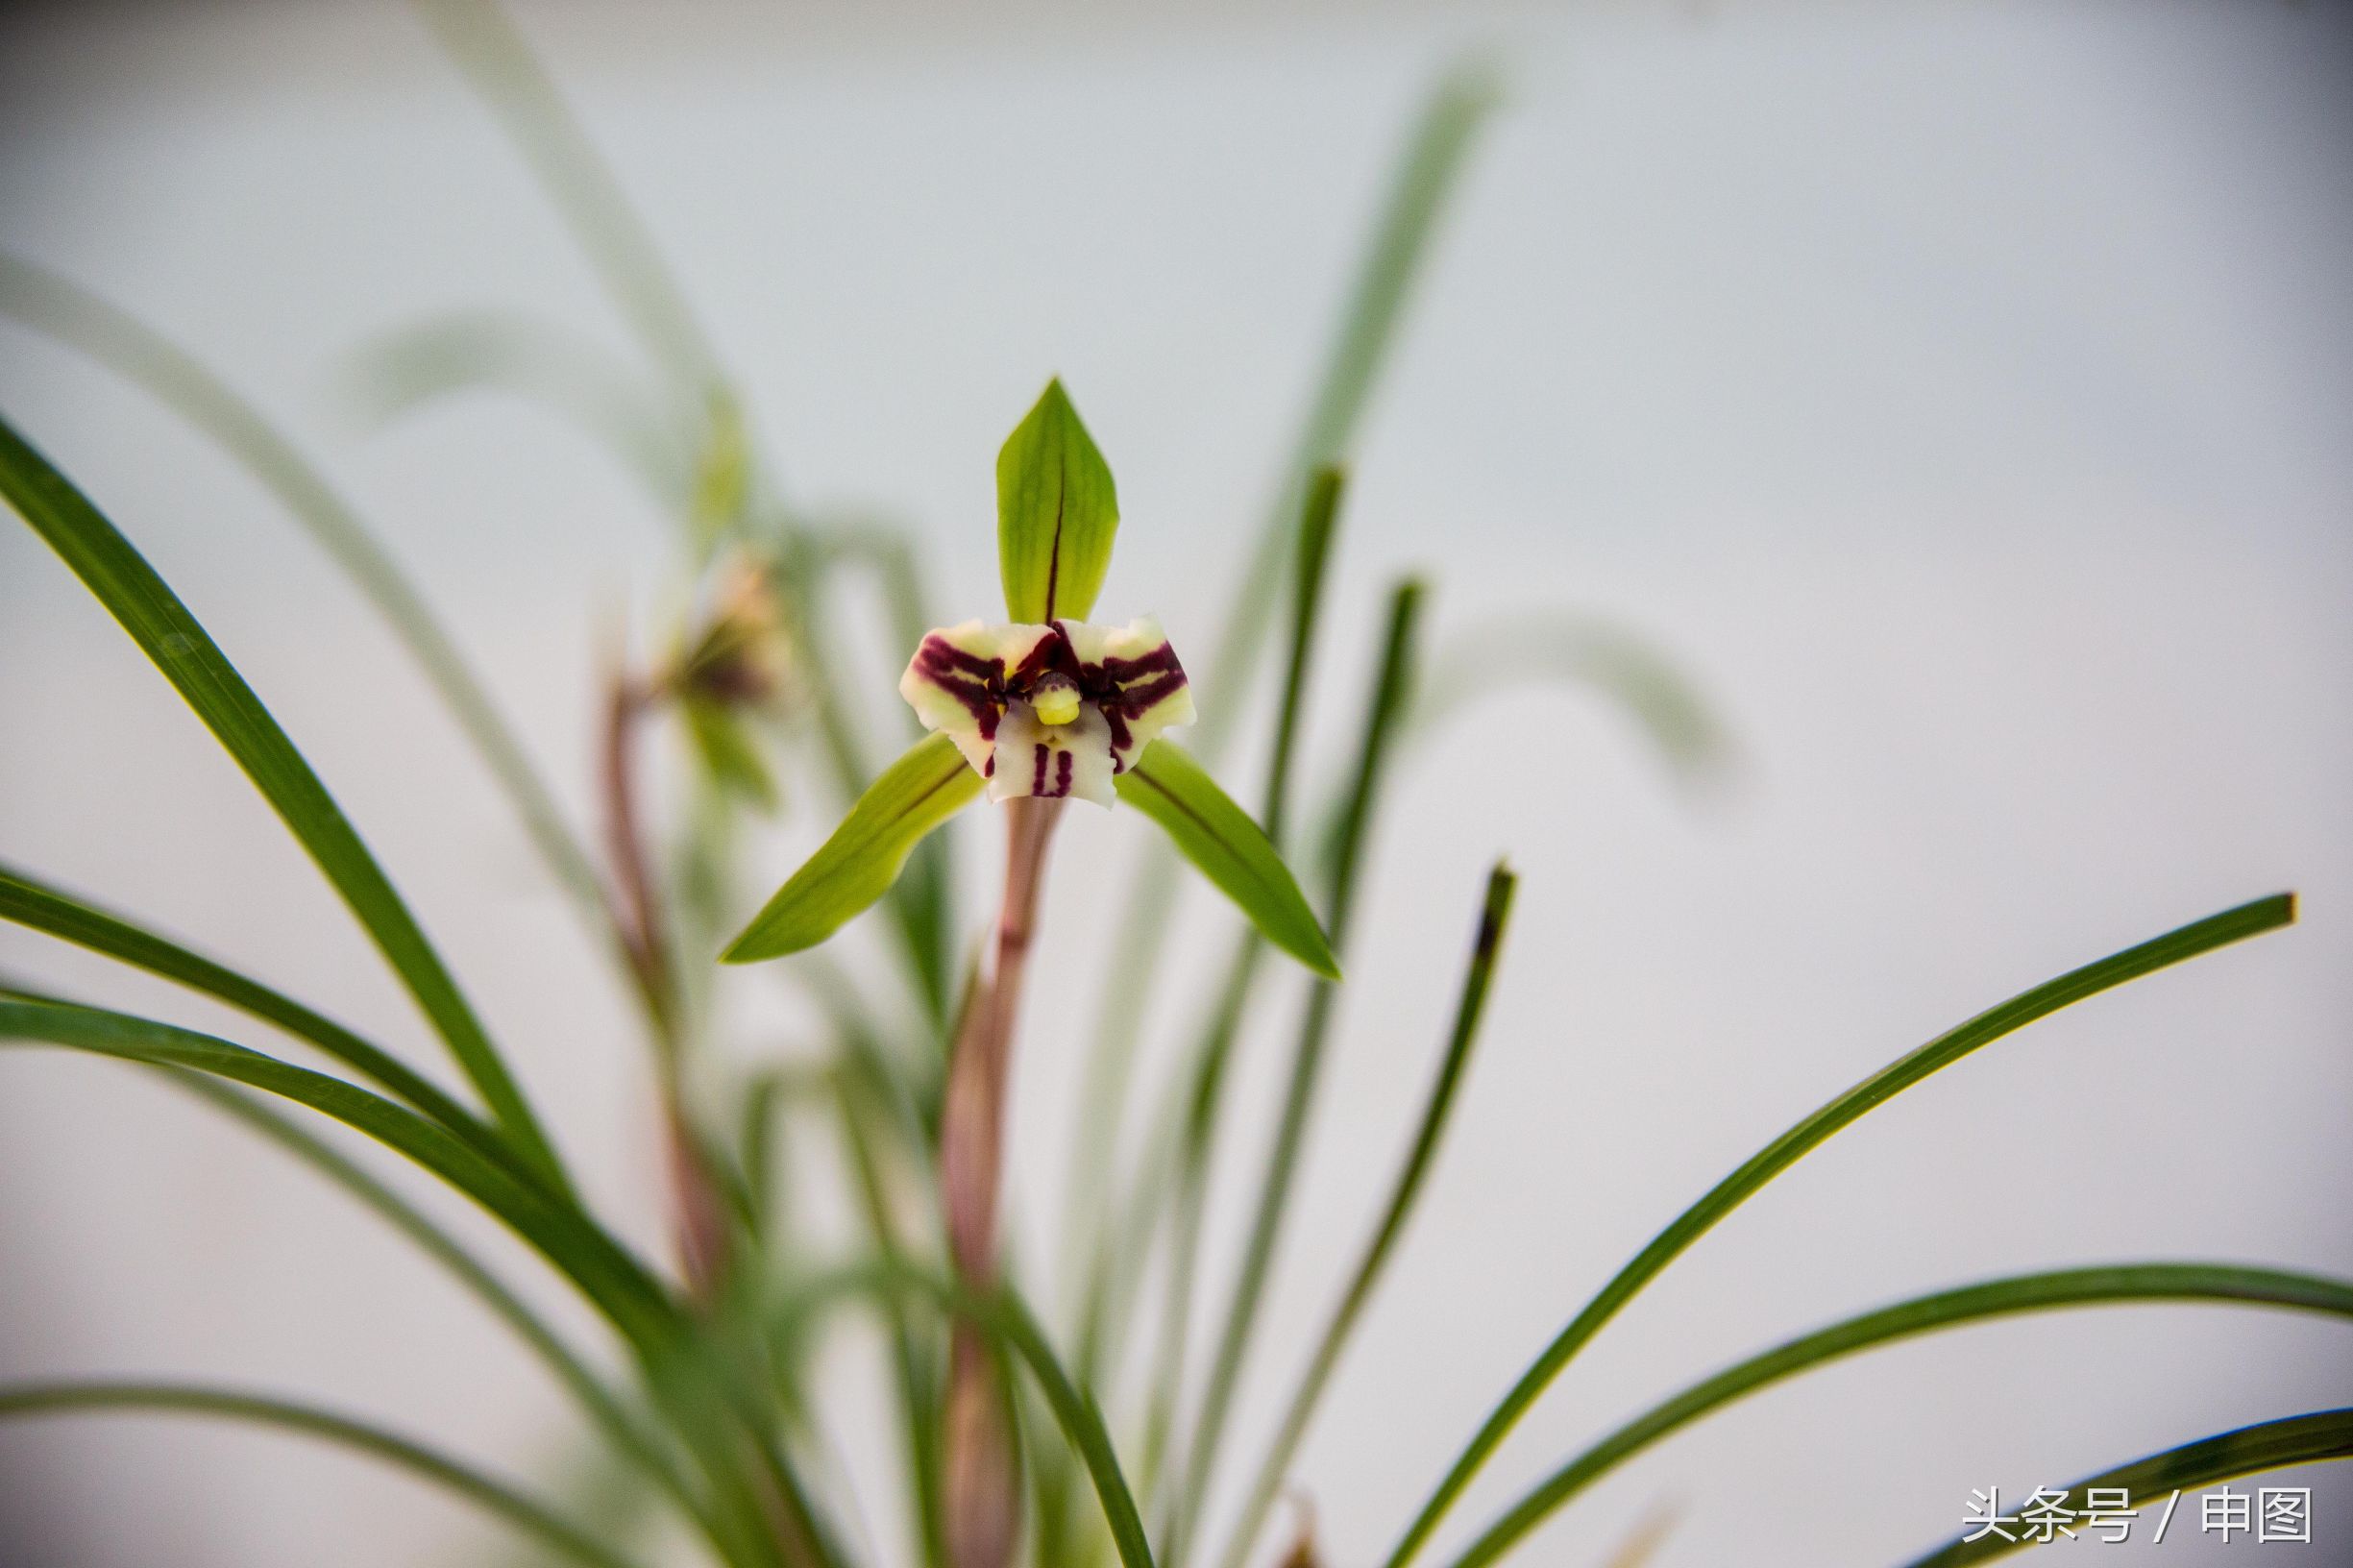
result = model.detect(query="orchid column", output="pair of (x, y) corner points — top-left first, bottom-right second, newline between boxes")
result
(724, 381), (1338, 1568)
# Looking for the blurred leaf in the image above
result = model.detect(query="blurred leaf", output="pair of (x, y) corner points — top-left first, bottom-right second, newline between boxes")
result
(409, 0), (721, 397)
(997, 379), (1119, 624)
(686, 390), (753, 555)
(0, 997), (675, 1351)
(724, 733), (983, 964)
(1902, 1408), (2353, 1566)
(1216, 864), (1516, 1568)
(0, 256), (621, 976)
(1410, 612), (1732, 785)
(1385, 893), (2300, 1568)
(1191, 59), (1500, 761)
(0, 1382), (650, 1568)
(682, 696), (780, 813)
(339, 306), (686, 500)
(1261, 465), (1347, 847)
(0, 414), (571, 1190)
(1173, 578), (1422, 1560)
(1115, 742), (1338, 981)
(1442, 1264), (2353, 1568)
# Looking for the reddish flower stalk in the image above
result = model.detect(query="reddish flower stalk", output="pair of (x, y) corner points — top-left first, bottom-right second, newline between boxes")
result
(601, 665), (730, 1299)
(940, 794), (1066, 1568)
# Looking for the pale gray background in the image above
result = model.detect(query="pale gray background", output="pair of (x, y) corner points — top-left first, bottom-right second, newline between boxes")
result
(2, 1), (2349, 1565)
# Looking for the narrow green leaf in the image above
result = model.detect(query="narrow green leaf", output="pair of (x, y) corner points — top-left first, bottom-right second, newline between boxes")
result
(1384, 893), (2300, 1568)
(997, 379), (1119, 624)
(1059, 464), (1343, 1409)
(1114, 742), (1338, 980)
(772, 1260), (1160, 1568)
(1902, 1408), (2353, 1566)
(1191, 59), (1498, 764)
(0, 1381), (650, 1568)
(1439, 1264), (2353, 1568)
(1260, 464), (1346, 847)
(1215, 863), (1517, 1568)
(723, 732), (983, 963)
(162, 1072), (730, 1557)
(0, 861), (521, 1169)
(408, 0), (721, 398)
(0, 998), (676, 1351)
(0, 413), (571, 1192)
(0, 255), (625, 993)
(1170, 576), (1425, 1566)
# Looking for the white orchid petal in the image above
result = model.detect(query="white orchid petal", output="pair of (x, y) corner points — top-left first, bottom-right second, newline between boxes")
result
(1063, 615), (1194, 772)
(989, 698), (1117, 806)
(898, 620), (1054, 778)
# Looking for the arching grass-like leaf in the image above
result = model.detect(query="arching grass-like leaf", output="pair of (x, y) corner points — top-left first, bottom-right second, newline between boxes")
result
(408, 0), (721, 399)
(997, 379), (1119, 624)
(0, 1381), (650, 1568)
(1169, 577), (1421, 1564)
(0, 256), (623, 978)
(1438, 1264), (2353, 1568)
(339, 305), (686, 501)
(723, 732), (984, 964)
(1901, 1408), (2353, 1566)
(772, 1261), (1160, 1568)
(0, 861), (501, 1158)
(159, 1073), (733, 1560)
(0, 998), (674, 1350)
(1115, 741), (1338, 981)
(0, 414), (571, 1190)
(1410, 613), (1732, 784)
(1216, 862), (1517, 1568)
(1384, 893), (2299, 1568)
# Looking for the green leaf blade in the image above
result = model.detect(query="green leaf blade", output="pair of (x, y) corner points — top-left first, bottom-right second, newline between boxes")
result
(997, 379), (1119, 624)
(1442, 1264), (2353, 1568)
(724, 732), (983, 964)
(1902, 1408), (2353, 1567)
(0, 1381), (653, 1568)
(0, 997), (676, 1350)
(1385, 892), (2301, 1568)
(0, 413), (570, 1193)
(1114, 741), (1338, 980)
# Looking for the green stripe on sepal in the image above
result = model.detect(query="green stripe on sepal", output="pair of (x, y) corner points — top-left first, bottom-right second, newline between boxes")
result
(997, 379), (1119, 623)
(724, 732), (983, 963)
(1115, 740), (1340, 980)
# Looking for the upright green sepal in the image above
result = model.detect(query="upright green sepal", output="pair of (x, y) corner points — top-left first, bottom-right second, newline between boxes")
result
(996, 379), (1118, 624)
(1115, 741), (1340, 980)
(723, 733), (983, 963)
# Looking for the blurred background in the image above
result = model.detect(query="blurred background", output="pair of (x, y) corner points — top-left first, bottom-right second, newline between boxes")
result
(3, 1), (2350, 1564)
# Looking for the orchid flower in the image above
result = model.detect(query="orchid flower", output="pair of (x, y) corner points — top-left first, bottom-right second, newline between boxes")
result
(899, 616), (1193, 805)
(724, 380), (1336, 979)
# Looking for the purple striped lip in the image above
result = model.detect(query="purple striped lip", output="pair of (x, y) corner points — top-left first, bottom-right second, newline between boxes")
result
(908, 620), (1189, 774)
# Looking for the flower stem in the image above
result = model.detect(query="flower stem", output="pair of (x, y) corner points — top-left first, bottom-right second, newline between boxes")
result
(941, 795), (1066, 1568)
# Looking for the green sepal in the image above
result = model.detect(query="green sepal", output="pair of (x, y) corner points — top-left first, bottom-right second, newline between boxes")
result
(1115, 741), (1340, 980)
(723, 733), (982, 963)
(996, 379), (1118, 623)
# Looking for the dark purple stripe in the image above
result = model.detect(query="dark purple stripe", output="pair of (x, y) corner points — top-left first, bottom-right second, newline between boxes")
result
(1096, 641), (1182, 682)
(1032, 743), (1050, 796)
(1055, 750), (1073, 796)
(1107, 671), (1188, 717)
